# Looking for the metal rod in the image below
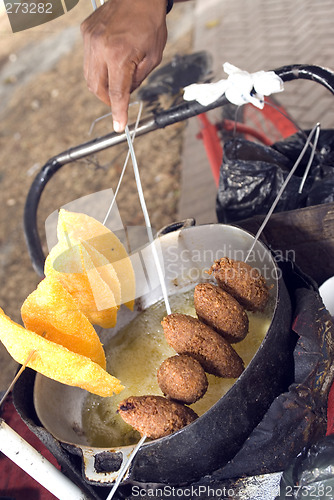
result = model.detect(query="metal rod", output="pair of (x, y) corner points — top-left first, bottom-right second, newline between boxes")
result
(0, 350), (36, 409)
(55, 116), (157, 165)
(0, 420), (89, 500)
(245, 123), (321, 262)
(106, 435), (147, 500)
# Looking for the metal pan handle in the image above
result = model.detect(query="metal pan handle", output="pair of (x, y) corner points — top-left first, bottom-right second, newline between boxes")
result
(81, 446), (137, 486)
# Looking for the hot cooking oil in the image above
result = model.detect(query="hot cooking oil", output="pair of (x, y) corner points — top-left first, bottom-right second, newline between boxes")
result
(82, 289), (271, 448)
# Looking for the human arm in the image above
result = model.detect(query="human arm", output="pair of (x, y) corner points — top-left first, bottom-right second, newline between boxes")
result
(80, 0), (192, 132)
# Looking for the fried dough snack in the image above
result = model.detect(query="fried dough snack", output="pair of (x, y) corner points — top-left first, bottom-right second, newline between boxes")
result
(118, 395), (198, 439)
(21, 276), (106, 368)
(0, 307), (123, 397)
(162, 313), (244, 378)
(194, 283), (249, 343)
(157, 354), (208, 404)
(0, 210), (137, 397)
(209, 257), (269, 312)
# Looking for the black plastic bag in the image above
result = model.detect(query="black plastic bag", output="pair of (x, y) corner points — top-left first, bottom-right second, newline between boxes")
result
(277, 435), (334, 499)
(216, 130), (334, 223)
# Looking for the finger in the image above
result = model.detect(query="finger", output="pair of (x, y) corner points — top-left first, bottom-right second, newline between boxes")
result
(109, 90), (131, 133)
(88, 65), (111, 107)
(83, 42), (111, 106)
(131, 57), (162, 91)
(108, 60), (136, 132)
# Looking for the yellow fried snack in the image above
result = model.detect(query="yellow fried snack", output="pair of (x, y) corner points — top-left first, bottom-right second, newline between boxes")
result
(57, 209), (136, 309)
(44, 241), (118, 329)
(21, 276), (106, 369)
(0, 308), (124, 397)
(81, 239), (121, 306)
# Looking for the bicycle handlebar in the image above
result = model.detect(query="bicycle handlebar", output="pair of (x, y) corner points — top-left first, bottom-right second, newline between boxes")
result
(275, 64), (334, 95)
(24, 64), (334, 276)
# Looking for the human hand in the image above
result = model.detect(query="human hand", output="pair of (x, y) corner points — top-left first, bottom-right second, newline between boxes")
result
(81, 0), (168, 132)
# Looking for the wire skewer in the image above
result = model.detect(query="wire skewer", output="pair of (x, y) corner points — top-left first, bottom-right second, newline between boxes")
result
(245, 123), (321, 263)
(105, 434), (147, 500)
(0, 350), (36, 410)
(103, 102), (143, 226)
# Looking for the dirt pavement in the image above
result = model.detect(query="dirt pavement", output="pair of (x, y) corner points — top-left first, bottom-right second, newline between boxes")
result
(0, 1), (194, 389)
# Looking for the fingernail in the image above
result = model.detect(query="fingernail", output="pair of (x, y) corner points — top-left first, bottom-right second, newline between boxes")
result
(113, 120), (122, 133)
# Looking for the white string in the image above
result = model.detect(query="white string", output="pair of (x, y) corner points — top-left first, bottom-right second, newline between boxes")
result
(105, 434), (146, 500)
(105, 127), (173, 499)
(87, 2), (170, 490)
(102, 93), (171, 500)
(124, 125), (172, 315)
(103, 102), (143, 226)
(87, 3), (168, 493)
(0, 350), (36, 410)
(298, 123), (320, 194)
(245, 123), (321, 263)
(88, 101), (141, 137)
(88, 111), (113, 137)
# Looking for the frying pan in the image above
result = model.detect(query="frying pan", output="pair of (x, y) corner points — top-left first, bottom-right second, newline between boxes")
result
(19, 63), (334, 487)
(32, 223), (293, 486)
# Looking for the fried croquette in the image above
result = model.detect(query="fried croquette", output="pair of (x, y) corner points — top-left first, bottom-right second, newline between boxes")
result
(194, 283), (249, 343)
(162, 313), (244, 378)
(157, 354), (208, 404)
(209, 257), (269, 312)
(117, 395), (198, 439)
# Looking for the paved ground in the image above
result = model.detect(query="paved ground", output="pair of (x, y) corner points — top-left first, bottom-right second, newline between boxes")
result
(178, 0), (334, 224)
(0, 2), (333, 496)
(0, 0), (333, 388)
(0, 2), (193, 393)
